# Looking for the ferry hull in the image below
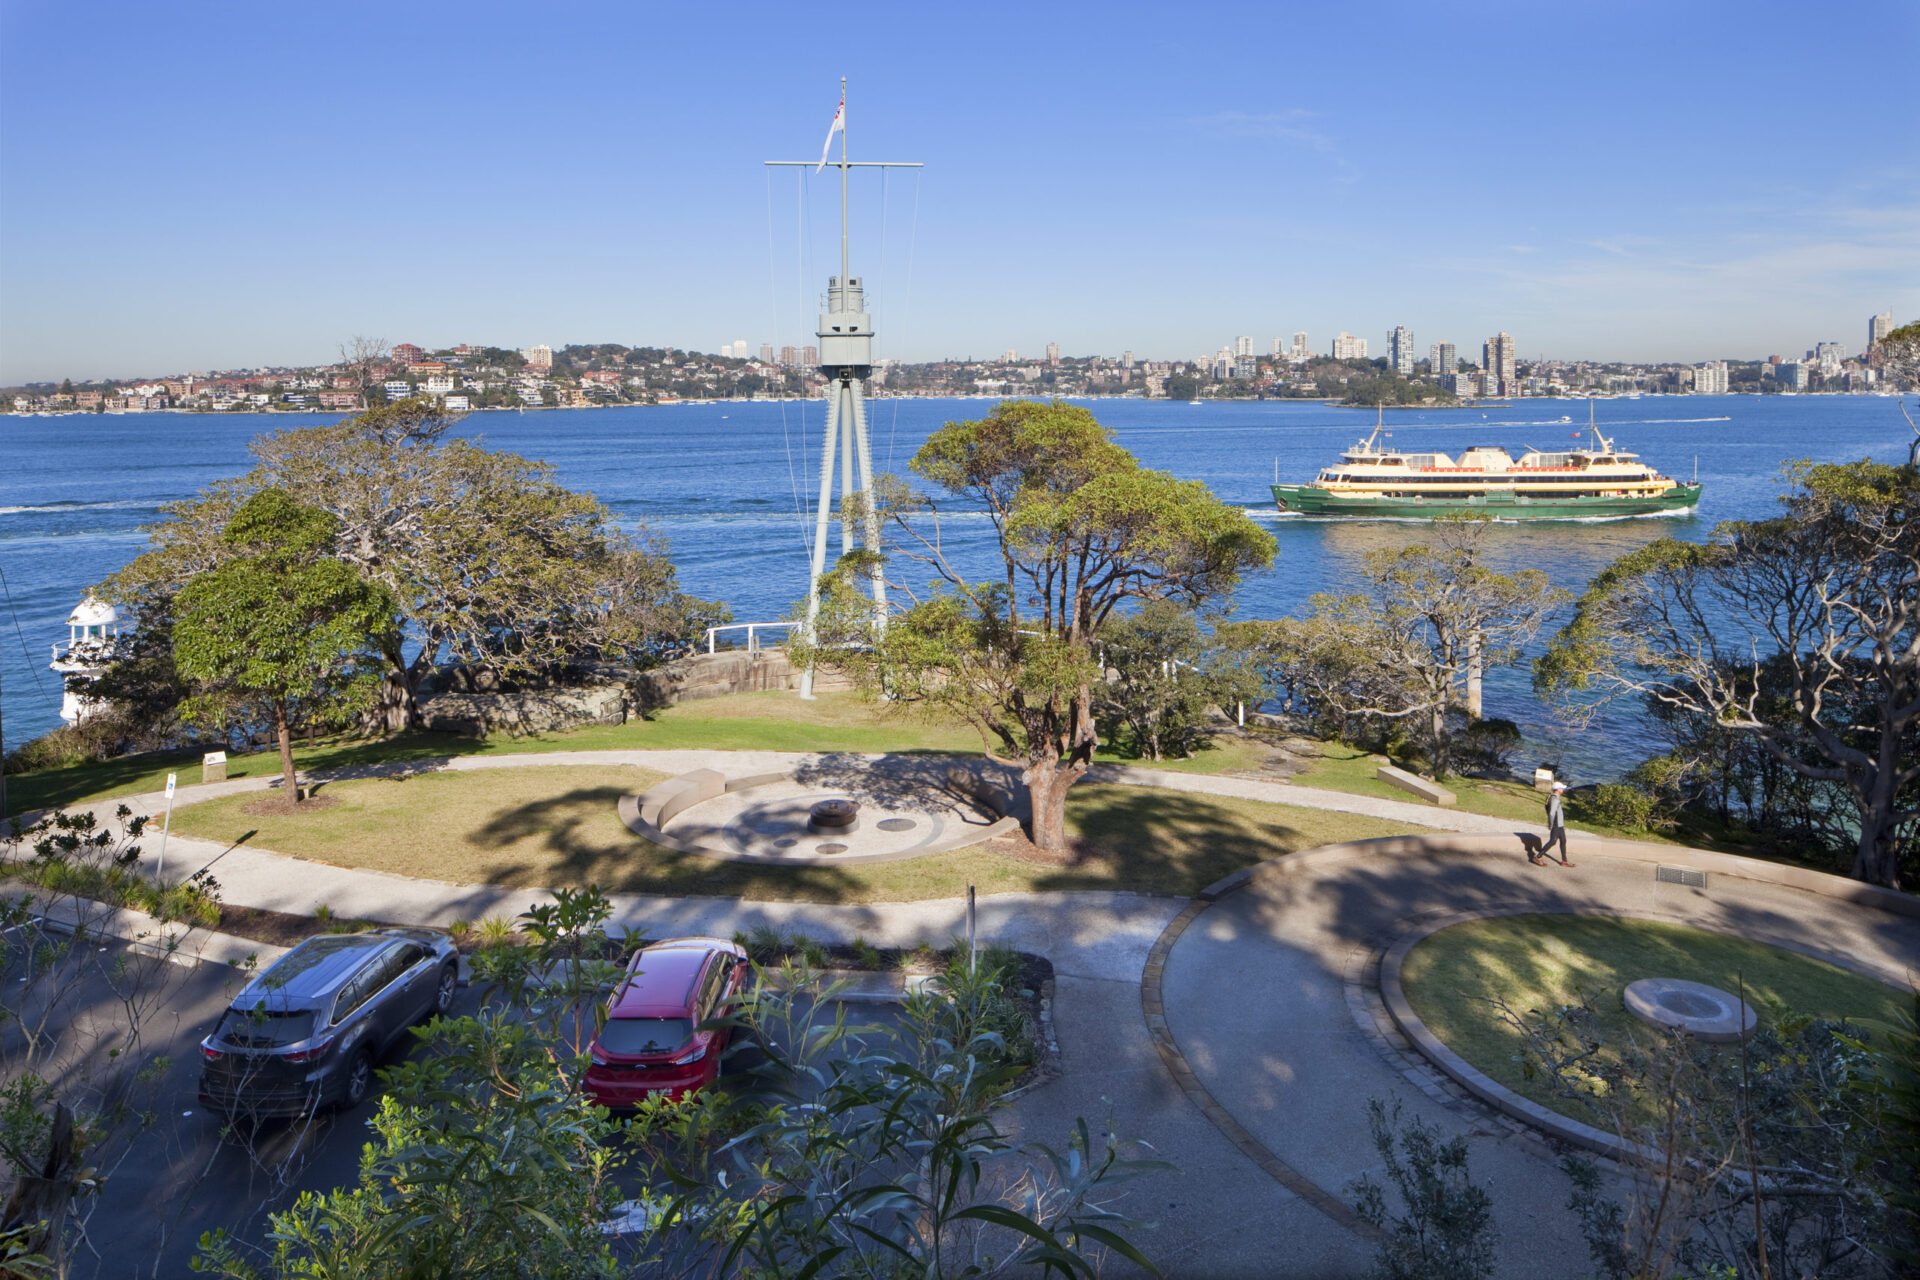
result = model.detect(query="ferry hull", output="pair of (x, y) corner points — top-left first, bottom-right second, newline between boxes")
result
(1271, 483), (1702, 519)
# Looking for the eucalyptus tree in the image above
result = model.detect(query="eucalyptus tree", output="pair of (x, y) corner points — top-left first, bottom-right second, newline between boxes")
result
(172, 489), (394, 801)
(1537, 461), (1920, 888)
(799, 399), (1273, 852)
(106, 399), (722, 731)
(1248, 518), (1567, 776)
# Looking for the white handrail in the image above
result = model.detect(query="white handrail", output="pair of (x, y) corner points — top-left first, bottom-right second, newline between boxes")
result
(704, 621), (799, 654)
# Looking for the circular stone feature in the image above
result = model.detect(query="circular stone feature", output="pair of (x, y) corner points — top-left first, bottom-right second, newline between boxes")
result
(875, 817), (916, 833)
(815, 843), (849, 856)
(1622, 978), (1757, 1042)
(809, 798), (859, 830)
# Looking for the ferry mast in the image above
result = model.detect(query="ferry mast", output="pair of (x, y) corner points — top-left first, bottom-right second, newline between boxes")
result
(767, 80), (921, 698)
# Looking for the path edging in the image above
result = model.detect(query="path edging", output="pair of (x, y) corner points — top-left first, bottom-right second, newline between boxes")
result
(1375, 903), (1919, 1164)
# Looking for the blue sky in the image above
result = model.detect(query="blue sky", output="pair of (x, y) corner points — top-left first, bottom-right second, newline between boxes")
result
(3, 0), (1915, 383)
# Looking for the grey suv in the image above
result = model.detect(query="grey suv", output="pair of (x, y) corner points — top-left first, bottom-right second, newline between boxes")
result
(198, 927), (459, 1117)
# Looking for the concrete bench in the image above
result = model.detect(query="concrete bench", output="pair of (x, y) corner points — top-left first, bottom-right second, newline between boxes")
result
(1376, 764), (1457, 807)
(639, 768), (727, 828)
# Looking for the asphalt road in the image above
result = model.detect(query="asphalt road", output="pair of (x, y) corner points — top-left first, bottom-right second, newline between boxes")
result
(4, 935), (910, 1279)
(0, 935), (479, 1280)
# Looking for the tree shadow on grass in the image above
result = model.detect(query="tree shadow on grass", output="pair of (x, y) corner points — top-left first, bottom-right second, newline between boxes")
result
(467, 785), (869, 904)
(1032, 784), (1328, 898)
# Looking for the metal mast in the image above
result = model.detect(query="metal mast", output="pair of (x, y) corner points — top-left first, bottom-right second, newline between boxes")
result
(767, 81), (921, 698)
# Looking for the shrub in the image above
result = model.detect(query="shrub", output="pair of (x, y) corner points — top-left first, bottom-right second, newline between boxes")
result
(3, 719), (128, 774)
(1570, 783), (1659, 832)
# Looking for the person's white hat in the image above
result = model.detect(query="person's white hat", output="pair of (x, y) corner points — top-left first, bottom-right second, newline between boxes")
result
(1551, 780), (1568, 791)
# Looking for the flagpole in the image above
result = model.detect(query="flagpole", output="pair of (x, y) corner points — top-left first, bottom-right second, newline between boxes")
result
(840, 76), (849, 287)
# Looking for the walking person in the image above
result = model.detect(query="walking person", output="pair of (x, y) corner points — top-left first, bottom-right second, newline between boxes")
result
(1537, 780), (1573, 866)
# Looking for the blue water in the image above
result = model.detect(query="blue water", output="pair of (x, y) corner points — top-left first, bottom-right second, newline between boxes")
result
(3, 394), (1912, 780)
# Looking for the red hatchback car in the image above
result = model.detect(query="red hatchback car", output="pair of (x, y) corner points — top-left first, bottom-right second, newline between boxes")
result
(584, 937), (748, 1108)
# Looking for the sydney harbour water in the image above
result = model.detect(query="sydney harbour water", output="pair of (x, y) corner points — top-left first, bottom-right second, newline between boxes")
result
(3, 394), (1912, 779)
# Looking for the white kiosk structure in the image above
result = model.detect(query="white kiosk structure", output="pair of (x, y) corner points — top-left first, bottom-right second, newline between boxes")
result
(768, 81), (920, 698)
(50, 596), (126, 724)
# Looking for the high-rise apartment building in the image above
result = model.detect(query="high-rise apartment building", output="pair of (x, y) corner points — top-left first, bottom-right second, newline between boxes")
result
(1389, 326), (1415, 377)
(779, 345), (798, 368)
(801, 345), (818, 368)
(1003, 349), (1018, 362)
(1045, 342), (1060, 366)
(1122, 350), (1134, 368)
(1291, 332), (1309, 361)
(759, 343), (775, 364)
(1694, 361), (1728, 395)
(1870, 312), (1893, 351)
(1271, 337), (1286, 356)
(1777, 361), (1809, 390)
(522, 344), (554, 370)
(1235, 336), (1253, 358)
(1429, 341), (1455, 377)
(1331, 332), (1367, 360)
(1483, 333), (1515, 396)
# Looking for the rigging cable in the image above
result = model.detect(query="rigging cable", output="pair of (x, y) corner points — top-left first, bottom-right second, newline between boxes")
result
(887, 167), (922, 473)
(0, 560), (58, 714)
(768, 166), (809, 559)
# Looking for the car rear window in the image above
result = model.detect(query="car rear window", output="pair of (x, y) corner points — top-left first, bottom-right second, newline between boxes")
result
(219, 1009), (317, 1048)
(598, 1017), (692, 1056)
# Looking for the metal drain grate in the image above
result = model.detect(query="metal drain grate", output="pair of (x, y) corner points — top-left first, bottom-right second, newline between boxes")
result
(1656, 865), (1707, 889)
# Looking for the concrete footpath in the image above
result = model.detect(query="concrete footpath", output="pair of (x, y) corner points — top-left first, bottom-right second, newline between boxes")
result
(39, 748), (1907, 1279)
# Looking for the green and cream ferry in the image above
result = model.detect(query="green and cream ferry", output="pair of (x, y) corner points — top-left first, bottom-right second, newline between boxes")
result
(1271, 415), (1701, 519)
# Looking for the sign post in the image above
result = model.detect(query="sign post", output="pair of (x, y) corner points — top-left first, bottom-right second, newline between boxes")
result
(966, 885), (977, 975)
(157, 773), (177, 881)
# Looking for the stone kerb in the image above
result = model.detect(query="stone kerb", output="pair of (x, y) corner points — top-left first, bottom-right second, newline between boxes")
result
(647, 768), (727, 827)
(1373, 763), (1457, 807)
(1190, 827), (1918, 1163)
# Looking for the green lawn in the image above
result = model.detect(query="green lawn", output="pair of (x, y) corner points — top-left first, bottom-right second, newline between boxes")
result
(166, 765), (1422, 904)
(1286, 743), (1666, 841)
(5, 692), (983, 815)
(1401, 913), (1914, 1123)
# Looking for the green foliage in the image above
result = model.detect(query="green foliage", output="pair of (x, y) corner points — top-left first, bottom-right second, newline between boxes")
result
(1568, 783), (1660, 833)
(800, 399), (1272, 851)
(194, 1015), (629, 1280)
(1348, 1099), (1498, 1280)
(1093, 602), (1258, 761)
(199, 884), (1169, 1280)
(2, 806), (219, 928)
(106, 400), (724, 734)
(1536, 460), (1920, 886)
(172, 489), (394, 797)
(1246, 518), (1566, 775)
(1503, 1001), (1904, 1280)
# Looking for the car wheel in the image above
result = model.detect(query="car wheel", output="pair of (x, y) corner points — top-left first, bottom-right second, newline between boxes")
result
(339, 1047), (374, 1110)
(430, 963), (458, 1018)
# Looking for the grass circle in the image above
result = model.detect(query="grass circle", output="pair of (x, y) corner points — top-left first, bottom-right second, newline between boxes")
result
(1399, 913), (1912, 1120)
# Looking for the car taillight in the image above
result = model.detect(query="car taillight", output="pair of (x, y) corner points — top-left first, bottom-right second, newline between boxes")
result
(200, 1043), (223, 1062)
(671, 1043), (707, 1066)
(282, 1036), (334, 1064)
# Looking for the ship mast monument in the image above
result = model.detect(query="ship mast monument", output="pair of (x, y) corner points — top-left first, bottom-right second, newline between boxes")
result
(767, 81), (920, 697)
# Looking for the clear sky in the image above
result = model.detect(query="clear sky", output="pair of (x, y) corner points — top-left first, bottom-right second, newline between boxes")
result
(3, 0), (1915, 383)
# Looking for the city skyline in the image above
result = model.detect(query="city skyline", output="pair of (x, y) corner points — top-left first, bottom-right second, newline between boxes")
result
(2, 1), (1916, 384)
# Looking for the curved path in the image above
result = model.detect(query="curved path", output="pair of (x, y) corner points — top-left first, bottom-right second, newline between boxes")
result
(61, 750), (1920, 1279)
(1149, 832), (1920, 1278)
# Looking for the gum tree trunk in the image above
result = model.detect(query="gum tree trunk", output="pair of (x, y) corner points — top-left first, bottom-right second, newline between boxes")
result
(274, 705), (301, 803)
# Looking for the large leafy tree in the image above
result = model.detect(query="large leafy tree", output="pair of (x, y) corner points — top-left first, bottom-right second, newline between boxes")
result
(802, 399), (1273, 852)
(1871, 318), (1920, 464)
(106, 400), (723, 731)
(1242, 518), (1567, 776)
(1537, 461), (1920, 887)
(172, 489), (393, 802)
